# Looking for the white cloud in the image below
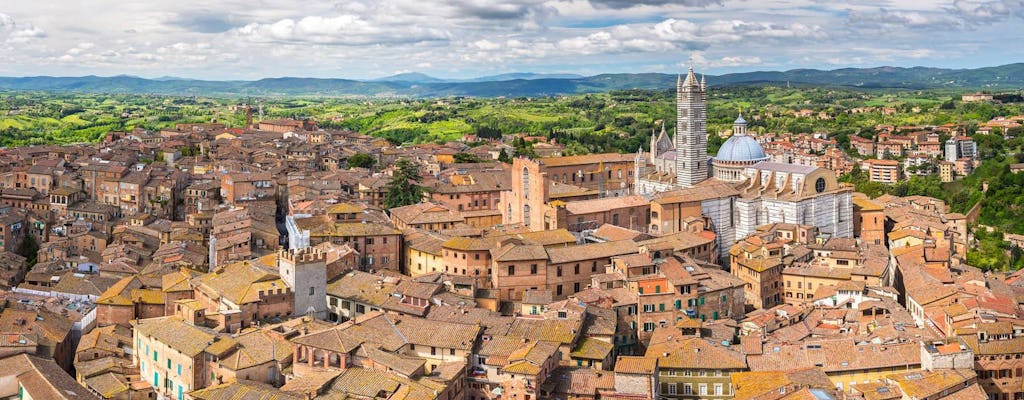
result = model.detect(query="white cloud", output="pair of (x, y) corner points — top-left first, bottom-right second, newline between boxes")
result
(689, 51), (765, 68)
(0, 13), (46, 44)
(0, 0), (1019, 79)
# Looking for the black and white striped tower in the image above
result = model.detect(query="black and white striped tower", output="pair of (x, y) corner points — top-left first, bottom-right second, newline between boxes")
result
(675, 66), (708, 188)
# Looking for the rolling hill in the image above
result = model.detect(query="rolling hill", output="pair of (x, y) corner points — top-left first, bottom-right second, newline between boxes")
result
(1, 64), (1021, 97)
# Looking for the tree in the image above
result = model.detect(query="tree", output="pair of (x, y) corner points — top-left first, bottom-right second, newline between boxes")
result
(384, 159), (427, 209)
(498, 149), (512, 163)
(348, 153), (375, 169)
(16, 233), (38, 268)
(454, 153), (484, 163)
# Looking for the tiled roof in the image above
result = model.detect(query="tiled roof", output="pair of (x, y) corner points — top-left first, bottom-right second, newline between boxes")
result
(645, 330), (746, 370)
(189, 381), (304, 400)
(0, 353), (101, 399)
(393, 315), (480, 350)
(133, 316), (218, 357)
(570, 337), (614, 360)
(614, 356), (656, 374)
(193, 260), (288, 305)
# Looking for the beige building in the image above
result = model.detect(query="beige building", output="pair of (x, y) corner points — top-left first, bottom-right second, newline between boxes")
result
(645, 328), (747, 400)
(133, 316), (224, 399)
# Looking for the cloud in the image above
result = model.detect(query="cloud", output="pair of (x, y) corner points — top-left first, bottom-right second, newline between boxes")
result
(587, 0), (724, 9)
(0, 13), (46, 44)
(169, 11), (242, 33)
(0, 0), (1020, 79)
(689, 51), (764, 67)
(948, 0), (1024, 22)
(233, 14), (451, 45)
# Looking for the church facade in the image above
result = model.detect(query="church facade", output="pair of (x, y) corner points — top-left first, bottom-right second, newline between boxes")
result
(635, 67), (854, 263)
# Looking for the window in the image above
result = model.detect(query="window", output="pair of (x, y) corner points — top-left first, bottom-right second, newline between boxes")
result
(309, 287), (315, 295)
(668, 383), (678, 395)
(431, 347), (437, 355)
(683, 384), (693, 395)
(815, 177), (826, 193)
(154, 351), (158, 362)
(177, 364), (182, 375)
(557, 285), (563, 296)
(659, 303), (665, 311)
(508, 266), (515, 276)
(450, 349), (456, 355)
(574, 264), (579, 275)
(715, 384), (723, 396)
(556, 266), (562, 277)
(531, 264), (538, 274)
(644, 304), (655, 312)
(700, 384), (708, 396)
(643, 322), (655, 332)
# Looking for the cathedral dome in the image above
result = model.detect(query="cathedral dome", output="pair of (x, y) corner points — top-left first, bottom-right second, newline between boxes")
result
(715, 134), (767, 162)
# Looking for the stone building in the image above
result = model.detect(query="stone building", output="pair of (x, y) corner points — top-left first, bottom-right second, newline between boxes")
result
(278, 247), (328, 319)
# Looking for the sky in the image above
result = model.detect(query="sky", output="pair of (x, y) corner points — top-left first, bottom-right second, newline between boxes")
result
(0, 0), (1021, 80)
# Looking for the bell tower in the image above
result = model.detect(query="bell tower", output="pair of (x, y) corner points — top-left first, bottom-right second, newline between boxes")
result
(675, 67), (709, 188)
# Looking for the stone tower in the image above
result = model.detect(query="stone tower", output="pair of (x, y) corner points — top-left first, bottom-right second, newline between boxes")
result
(279, 247), (328, 319)
(675, 67), (709, 188)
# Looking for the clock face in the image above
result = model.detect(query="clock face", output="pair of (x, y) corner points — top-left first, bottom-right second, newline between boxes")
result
(815, 177), (826, 193)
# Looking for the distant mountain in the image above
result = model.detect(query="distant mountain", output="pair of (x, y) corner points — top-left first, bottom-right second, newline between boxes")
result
(1, 64), (1021, 97)
(461, 72), (585, 82)
(370, 72), (447, 83)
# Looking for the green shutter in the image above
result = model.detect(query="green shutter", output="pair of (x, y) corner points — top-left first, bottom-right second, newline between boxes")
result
(659, 303), (665, 311)
(675, 300), (682, 309)
(700, 297), (705, 305)
(713, 311), (719, 320)
(639, 287), (644, 294)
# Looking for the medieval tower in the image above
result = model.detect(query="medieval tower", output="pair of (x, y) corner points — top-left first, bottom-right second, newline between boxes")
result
(675, 67), (709, 188)
(279, 247), (328, 319)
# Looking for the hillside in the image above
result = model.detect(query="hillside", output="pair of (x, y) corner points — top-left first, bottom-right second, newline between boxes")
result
(1, 64), (1022, 97)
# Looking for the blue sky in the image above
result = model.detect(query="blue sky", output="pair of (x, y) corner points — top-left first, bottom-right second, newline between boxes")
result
(0, 0), (1021, 80)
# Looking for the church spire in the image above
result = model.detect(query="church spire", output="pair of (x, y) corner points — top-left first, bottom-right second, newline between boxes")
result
(683, 66), (698, 87)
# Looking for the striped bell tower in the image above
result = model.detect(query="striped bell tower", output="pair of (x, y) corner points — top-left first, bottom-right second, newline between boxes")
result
(675, 66), (709, 188)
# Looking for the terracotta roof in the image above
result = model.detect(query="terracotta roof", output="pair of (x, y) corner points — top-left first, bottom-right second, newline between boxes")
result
(570, 337), (614, 360)
(133, 316), (218, 357)
(614, 356), (657, 374)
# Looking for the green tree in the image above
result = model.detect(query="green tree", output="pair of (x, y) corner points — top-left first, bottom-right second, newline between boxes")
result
(16, 233), (38, 268)
(384, 159), (427, 209)
(454, 153), (484, 163)
(498, 149), (512, 163)
(348, 153), (376, 169)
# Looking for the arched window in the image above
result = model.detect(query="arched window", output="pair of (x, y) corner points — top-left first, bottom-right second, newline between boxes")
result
(523, 205), (531, 226)
(815, 177), (826, 193)
(522, 167), (530, 199)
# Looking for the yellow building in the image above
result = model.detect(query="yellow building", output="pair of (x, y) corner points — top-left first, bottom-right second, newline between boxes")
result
(133, 316), (225, 399)
(403, 229), (447, 277)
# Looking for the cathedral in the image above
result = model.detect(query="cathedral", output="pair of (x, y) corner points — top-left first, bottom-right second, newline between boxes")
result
(635, 67), (853, 262)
